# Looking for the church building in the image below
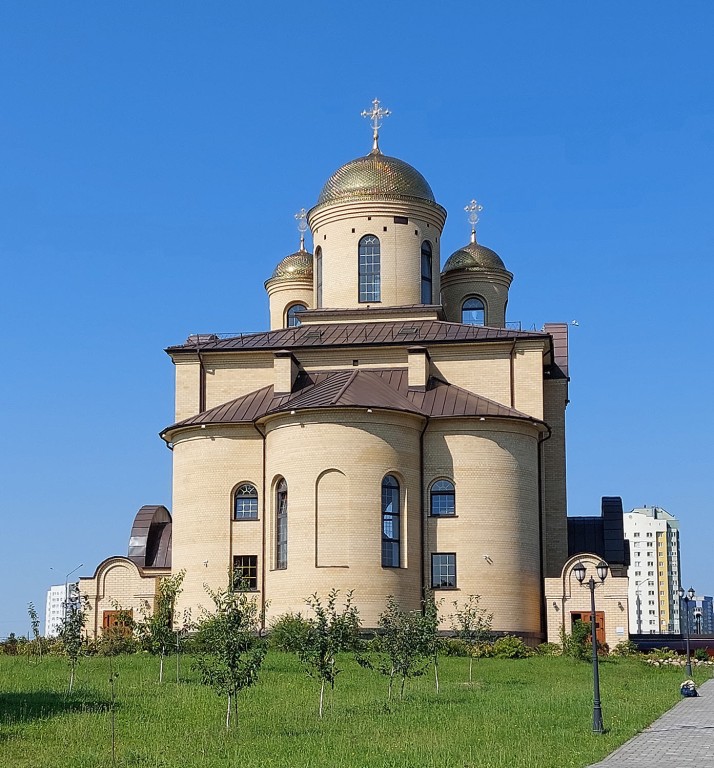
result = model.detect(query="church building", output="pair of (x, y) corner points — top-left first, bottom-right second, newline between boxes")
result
(158, 101), (575, 642)
(80, 101), (630, 645)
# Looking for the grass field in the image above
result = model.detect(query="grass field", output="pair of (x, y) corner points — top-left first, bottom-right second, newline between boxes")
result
(1, 651), (710, 768)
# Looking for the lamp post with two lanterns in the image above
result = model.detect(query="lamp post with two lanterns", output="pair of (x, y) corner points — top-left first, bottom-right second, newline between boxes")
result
(573, 560), (609, 734)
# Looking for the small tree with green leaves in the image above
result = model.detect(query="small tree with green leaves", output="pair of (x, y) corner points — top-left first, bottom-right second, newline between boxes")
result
(362, 596), (430, 700)
(193, 575), (267, 729)
(297, 589), (361, 718)
(58, 587), (88, 693)
(419, 590), (444, 693)
(137, 570), (185, 682)
(27, 602), (42, 661)
(449, 594), (493, 684)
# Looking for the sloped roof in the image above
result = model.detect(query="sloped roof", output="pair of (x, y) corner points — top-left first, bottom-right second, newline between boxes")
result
(168, 319), (547, 355)
(161, 368), (540, 438)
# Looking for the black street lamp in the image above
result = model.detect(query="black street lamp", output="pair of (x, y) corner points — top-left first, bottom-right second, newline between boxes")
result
(573, 560), (609, 734)
(678, 586), (695, 677)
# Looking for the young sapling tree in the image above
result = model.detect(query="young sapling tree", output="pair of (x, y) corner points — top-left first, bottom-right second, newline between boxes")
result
(27, 602), (42, 661)
(58, 585), (88, 693)
(449, 594), (493, 684)
(419, 590), (443, 693)
(363, 596), (430, 700)
(137, 570), (185, 683)
(297, 589), (360, 718)
(193, 573), (267, 729)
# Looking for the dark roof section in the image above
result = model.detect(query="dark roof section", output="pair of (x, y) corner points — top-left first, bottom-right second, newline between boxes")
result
(161, 368), (540, 437)
(127, 505), (172, 569)
(167, 319), (548, 355)
(568, 496), (629, 567)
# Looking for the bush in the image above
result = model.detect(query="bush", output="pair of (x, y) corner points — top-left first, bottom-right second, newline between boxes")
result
(490, 635), (534, 659)
(562, 621), (591, 661)
(536, 642), (562, 657)
(441, 638), (472, 657)
(647, 647), (679, 662)
(611, 640), (640, 658)
(694, 648), (710, 662)
(269, 612), (312, 653)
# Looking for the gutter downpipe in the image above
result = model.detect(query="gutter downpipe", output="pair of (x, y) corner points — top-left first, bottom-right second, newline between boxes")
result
(419, 415), (430, 607)
(195, 340), (207, 414)
(253, 421), (268, 631)
(509, 340), (517, 409)
(537, 423), (553, 641)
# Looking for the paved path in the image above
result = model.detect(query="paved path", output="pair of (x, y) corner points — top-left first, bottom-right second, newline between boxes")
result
(587, 677), (714, 767)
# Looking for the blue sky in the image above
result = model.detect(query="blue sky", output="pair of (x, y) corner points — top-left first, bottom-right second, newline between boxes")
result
(1, 2), (712, 636)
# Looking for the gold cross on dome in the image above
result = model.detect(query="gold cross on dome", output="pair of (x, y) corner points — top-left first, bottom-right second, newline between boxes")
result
(294, 207), (308, 249)
(361, 98), (391, 152)
(465, 199), (483, 243)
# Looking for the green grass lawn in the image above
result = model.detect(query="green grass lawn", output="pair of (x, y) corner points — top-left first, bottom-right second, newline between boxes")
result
(1, 652), (710, 768)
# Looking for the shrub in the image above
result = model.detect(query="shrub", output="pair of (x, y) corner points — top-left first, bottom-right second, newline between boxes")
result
(490, 635), (534, 659)
(536, 642), (562, 657)
(610, 640), (640, 658)
(442, 638), (472, 657)
(561, 621), (591, 661)
(694, 648), (710, 662)
(647, 647), (679, 662)
(269, 612), (312, 653)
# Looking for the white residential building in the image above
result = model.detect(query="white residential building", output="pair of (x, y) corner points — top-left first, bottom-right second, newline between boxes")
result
(45, 584), (67, 637)
(624, 507), (681, 634)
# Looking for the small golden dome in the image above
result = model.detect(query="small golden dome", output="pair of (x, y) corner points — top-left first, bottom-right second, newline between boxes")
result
(442, 242), (508, 274)
(270, 249), (313, 281)
(316, 150), (435, 206)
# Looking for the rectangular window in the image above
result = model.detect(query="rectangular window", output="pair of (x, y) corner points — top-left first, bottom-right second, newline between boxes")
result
(431, 553), (457, 589)
(233, 555), (258, 591)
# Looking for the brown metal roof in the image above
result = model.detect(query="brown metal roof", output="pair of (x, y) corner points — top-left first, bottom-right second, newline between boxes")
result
(127, 505), (172, 569)
(162, 368), (539, 438)
(167, 319), (547, 355)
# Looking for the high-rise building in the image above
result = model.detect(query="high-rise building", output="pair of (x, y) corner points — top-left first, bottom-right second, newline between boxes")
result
(624, 507), (681, 634)
(45, 584), (67, 637)
(685, 595), (714, 635)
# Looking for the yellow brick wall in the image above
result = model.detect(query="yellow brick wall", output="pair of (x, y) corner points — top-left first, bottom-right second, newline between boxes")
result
(424, 419), (542, 633)
(544, 557), (630, 649)
(79, 558), (166, 638)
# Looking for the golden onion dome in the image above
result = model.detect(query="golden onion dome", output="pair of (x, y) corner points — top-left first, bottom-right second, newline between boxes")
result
(442, 241), (508, 274)
(270, 248), (313, 281)
(316, 149), (436, 206)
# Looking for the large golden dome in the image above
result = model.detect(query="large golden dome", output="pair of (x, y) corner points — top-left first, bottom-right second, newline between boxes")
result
(316, 149), (436, 206)
(269, 249), (313, 281)
(442, 241), (508, 274)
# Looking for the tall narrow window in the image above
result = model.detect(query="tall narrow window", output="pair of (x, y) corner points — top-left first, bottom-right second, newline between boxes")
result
(381, 475), (400, 567)
(359, 235), (381, 302)
(462, 297), (485, 326)
(430, 480), (455, 516)
(234, 483), (258, 520)
(276, 479), (288, 569)
(286, 304), (306, 328)
(315, 246), (323, 307)
(420, 241), (432, 304)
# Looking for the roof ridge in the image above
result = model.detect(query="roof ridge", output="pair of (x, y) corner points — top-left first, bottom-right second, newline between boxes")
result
(331, 369), (360, 405)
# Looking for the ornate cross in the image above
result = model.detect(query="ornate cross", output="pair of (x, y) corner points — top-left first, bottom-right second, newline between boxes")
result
(464, 199), (483, 243)
(361, 98), (391, 152)
(294, 207), (308, 250)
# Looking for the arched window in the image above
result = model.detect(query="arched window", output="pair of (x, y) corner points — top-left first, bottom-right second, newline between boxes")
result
(420, 241), (432, 304)
(430, 479), (455, 517)
(276, 479), (288, 569)
(381, 475), (400, 567)
(359, 235), (381, 302)
(315, 246), (323, 307)
(462, 297), (485, 326)
(234, 483), (258, 520)
(286, 304), (306, 328)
